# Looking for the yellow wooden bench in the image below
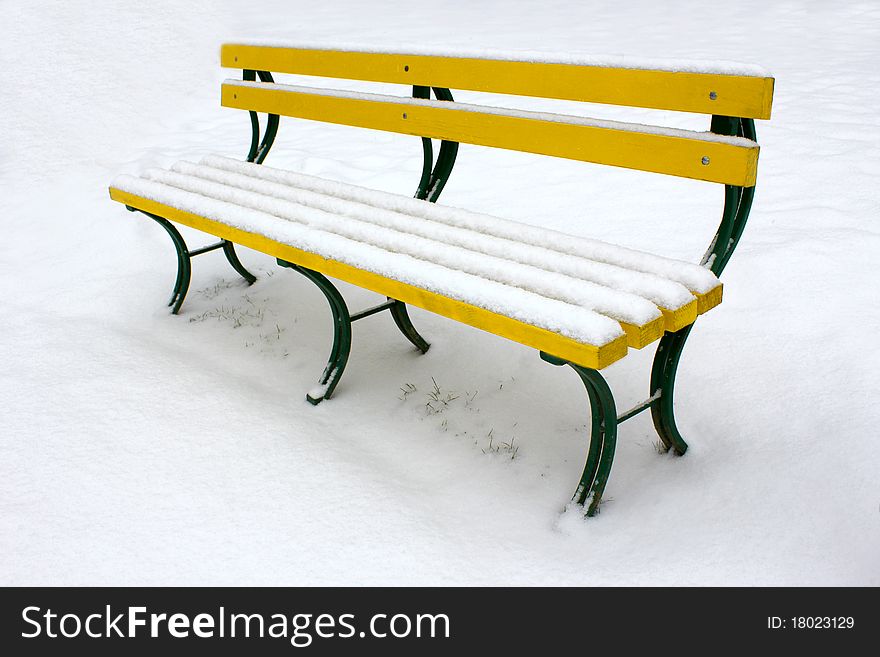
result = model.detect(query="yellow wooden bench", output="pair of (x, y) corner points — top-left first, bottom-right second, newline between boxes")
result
(109, 44), (773, 515)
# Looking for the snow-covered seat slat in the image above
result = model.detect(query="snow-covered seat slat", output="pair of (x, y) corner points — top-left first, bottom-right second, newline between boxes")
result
(111, 154), (723, 367)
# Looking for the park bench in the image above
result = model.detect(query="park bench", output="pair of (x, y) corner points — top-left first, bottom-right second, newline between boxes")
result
(109, 44), (774, 516)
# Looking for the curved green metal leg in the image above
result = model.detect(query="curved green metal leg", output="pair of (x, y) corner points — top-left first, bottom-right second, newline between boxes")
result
(142, 211), (191, 315)
(649, 325), (693, 455)
(541, 352), (618, 517)
(277, 259), (352, 405)
(422, 87), (459, 203)
(412, 86), (460, 203)
(388, 300), (430, 353)
(134, 208), (256, 314)
(221, 240), (257, 285)
(244, 69), (280, 164)
(644, 118), (758, 456)
(703, 116), (756, 277)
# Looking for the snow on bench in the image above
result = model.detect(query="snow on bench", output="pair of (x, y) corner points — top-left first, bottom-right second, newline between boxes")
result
(228, 41), (772, 77)
(111, 155), (720, 349)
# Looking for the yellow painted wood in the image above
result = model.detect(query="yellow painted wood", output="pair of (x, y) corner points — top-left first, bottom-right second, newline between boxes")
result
(695, 284), (724, 315)
(220, 44), (774, 119)
(222, 84), (759, 186)
(660, 298), (700, 333)
(110, 187), (633, 370)
(622, 314), (666, 350)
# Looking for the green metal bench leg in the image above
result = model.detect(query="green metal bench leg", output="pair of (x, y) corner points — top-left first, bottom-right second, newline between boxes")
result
(649, 325), (693, 455)
(575, 375), (604, 508)
(276, 259), (352, 405)
(243, 69), (280, 165)
(640, 119), (758, 457)
(133, 208), (256, 314)
(221, 240), (257, 285)
(388, 300), (430, 353)
(541, 352), (618, 516)
(140, 211), (192, 314)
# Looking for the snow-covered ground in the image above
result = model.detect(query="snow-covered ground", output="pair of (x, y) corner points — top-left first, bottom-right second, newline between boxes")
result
(2, 1), (878, 585)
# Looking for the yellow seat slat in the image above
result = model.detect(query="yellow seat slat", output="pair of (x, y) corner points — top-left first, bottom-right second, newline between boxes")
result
(695, 284), (724, 315)
(110, 187), (638, 370)
(221, 83), (759, 186)
(221, 45), (774, 119)
(660, 299), (699, 333)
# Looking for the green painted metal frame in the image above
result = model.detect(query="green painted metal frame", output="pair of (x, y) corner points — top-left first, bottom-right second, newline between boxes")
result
(272, 84), (459, 403)
(276, 259), (352, 404)
(540, 352), (617, 517)
(128, 208), (255, 314)
(541, 115), (758, 516)
(243, 69), (280, 164)
(412, 86), (460, 202)
(276, 258), (432, 405)
(649, 116), (756, 455)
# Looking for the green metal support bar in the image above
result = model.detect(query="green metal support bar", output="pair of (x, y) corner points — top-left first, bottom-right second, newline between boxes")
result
(188, 241), (226, 257)
(349, 298), (431, 349)
(540, 352), (618, 516)
(615, 391), (662, 425)
(348, 299), (429, 351)
(276, 259), (352, 405)
(350, 299), (397, 322)
(127, 207), (255, 314)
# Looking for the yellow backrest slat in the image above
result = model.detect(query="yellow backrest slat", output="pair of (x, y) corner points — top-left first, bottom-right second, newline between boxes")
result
(221, 82), (759, 186)
(221, 44), (774, 119)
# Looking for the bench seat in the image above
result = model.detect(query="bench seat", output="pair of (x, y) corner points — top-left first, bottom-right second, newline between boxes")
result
(110, 155), (721, 370)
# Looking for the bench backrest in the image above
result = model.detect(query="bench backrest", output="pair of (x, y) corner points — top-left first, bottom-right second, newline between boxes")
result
(220, 44), (773, 187)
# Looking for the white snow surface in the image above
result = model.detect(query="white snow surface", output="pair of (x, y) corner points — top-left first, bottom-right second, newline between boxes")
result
(2, 0), (879, 586)
(225, 80), (761, 147)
